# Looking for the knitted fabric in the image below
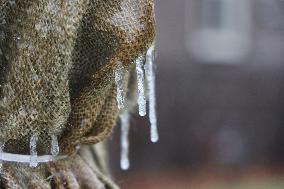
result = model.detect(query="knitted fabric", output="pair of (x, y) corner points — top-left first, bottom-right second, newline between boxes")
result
(0, 0), (155, 188)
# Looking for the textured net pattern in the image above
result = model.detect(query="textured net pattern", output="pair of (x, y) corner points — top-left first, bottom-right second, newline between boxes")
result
(0, 0), (155, 155)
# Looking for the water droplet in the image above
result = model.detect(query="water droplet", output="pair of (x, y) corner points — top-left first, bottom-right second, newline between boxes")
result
(9, 0), (16, 6)
(18, 107), (28, 117)
(80, 118), (90, 127)
(32, 74), (40, 81)
(29, 109), (38, 120)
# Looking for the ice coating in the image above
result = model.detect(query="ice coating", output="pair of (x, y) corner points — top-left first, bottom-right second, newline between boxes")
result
(51, 135), (59, 157)
(115, 61), (125, 109)
(145, 46), (159, 143)
(135, 56), (147, 116)
(0, 153), (65, 164)
(29, 135), (38, 167)
(0, 143), (4, 172)
(120, 111), (130, 170)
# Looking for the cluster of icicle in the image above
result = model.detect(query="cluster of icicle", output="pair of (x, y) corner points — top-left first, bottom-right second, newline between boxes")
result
(115, 45), (159, 170)
(0, 45), (158, 170)
(0, 134), (60, 169)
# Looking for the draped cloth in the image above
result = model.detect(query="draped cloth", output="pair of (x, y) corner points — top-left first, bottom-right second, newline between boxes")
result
(0, 0), (155, 188)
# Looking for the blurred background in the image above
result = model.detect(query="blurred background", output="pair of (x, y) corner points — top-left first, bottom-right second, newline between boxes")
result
(109, 0), (284, 188)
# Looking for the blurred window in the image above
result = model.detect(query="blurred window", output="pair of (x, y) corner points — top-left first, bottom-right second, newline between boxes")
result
(199, 0), (223, 29)
(186, 0), (252, 63)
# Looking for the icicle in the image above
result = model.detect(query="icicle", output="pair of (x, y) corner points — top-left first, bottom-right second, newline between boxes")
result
(0, 142), (4, 172)
(145, 45), (159, 143)
(51, 135), (59, 157)
(115, 61), (125, 109)
(135, 56), (147, 116)
(29, 135), (38, 167)
(120, 111), (130, 170)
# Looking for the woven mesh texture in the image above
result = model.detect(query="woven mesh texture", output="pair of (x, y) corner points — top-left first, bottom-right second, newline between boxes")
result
(0, 0), (155, 155)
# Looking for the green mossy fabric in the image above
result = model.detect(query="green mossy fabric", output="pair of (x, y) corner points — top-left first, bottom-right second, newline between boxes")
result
(0, 0), (155, 188)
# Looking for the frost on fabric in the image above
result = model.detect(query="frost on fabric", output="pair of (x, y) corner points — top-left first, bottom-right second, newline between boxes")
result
(120, 111), (130, 170)
(135, 56), (147, 116)
(145, 45), (159, 143)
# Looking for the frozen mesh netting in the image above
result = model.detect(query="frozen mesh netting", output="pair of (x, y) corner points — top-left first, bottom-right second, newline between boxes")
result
(0, 0), (155, 162)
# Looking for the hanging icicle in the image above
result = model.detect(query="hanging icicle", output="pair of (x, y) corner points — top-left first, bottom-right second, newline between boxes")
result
(51, 135), (59, 157)
(120, 111), (130, 170)
(135, 56), (147, 116)
(145, 45), (159, 143)
(117, 46), (159, 170)
(30, 135), (38, 167)
(0, 143), (4, 173)
(115, 61), (125, 109)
